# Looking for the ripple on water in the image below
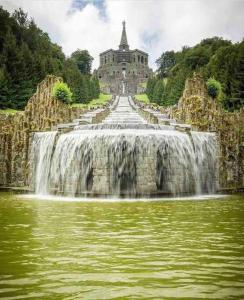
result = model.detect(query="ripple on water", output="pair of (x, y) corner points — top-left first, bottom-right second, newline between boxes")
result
(0, 192), (244, 299)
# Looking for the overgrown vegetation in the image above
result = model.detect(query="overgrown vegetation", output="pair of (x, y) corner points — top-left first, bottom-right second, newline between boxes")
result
(52, 82), (72, 104)
(146, 37), (244, 111)
(206, 78), (222, 99)
(0, 7), (100, 110)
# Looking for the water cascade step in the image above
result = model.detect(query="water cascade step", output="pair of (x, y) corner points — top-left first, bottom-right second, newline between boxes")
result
(30, 95), (219, 197)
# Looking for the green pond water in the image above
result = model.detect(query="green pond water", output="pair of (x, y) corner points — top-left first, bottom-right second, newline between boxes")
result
(0, 192), (244, 300)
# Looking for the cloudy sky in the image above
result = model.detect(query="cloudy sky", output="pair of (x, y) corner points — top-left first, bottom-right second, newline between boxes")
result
(1, 0), (244, 70)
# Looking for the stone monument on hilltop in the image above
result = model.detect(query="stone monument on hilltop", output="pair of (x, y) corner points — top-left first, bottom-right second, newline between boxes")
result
(94, 21), (153, 94)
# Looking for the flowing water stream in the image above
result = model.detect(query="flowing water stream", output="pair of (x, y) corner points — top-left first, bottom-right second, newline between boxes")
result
(30, 96), (219, 197)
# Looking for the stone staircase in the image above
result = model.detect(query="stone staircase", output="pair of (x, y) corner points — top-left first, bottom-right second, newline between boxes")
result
(54, 94), (192, 133)
(102, 96), (147, 125)
(55, 97), (118, 132)
(132, 96), (192, 132)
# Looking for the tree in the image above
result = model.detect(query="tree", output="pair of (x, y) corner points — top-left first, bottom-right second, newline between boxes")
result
(156, 51), (176, 78)
(0, 68), (9, 109)
(146, 77), (157, 101)
(152, 80), (164, 104)
(79, 76), (90, 103)
(0, 6), (94, 109)
(71, 50), (93, 75)
(93, 77), (100, 98)
(155, 37), (243, 111)
(185, 47), (210, 70)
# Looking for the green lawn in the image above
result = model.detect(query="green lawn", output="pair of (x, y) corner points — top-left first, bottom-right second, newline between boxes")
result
(134, 94), (150, 104)
(0, 109), (21, 115)
(71, 93), (112, 109)
(134, 94), (160, 108)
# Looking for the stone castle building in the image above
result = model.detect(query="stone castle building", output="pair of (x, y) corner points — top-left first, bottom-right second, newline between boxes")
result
(95, 21), (152, 94)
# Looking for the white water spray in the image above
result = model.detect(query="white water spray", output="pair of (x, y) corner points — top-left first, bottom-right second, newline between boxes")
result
(29, 97), (219, 198)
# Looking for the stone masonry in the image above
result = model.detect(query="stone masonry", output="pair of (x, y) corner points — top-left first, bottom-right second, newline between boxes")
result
(94, 22), (153, 94)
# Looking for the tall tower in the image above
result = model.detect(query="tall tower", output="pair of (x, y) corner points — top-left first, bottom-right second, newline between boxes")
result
(119, 21), (129, 51)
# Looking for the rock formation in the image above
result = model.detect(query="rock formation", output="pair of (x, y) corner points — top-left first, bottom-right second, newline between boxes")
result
(0, 75), (85, 187)
(170, 73), (244, 190)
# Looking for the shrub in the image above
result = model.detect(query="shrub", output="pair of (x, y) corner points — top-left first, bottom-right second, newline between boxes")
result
(206, 78), (222, 99)
(52, 81), (73, 104)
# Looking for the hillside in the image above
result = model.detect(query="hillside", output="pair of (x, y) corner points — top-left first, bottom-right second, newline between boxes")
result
(0, 7), (99, 110)
(147, 37), (244, 111)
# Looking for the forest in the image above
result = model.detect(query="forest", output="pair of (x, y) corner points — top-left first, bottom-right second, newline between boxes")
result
(147, 37), (244, 111)
(0, 7), (99, 110)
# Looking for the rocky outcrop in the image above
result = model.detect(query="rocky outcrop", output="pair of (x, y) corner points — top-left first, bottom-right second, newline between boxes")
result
(170, 74), (244, 191)
(0, 75), (90, 187)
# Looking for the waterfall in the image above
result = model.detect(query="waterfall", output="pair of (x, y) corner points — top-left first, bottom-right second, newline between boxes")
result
(30, 131), (57, 195)
(30, 96), (219, 198)
(191, 131), (219, 193)
(31, 129), (219, 197)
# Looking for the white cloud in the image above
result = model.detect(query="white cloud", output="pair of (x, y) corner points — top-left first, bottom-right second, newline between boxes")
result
(1, 0), (244, 70)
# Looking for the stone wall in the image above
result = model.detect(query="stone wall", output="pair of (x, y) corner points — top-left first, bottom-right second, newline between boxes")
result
(170, 74), (244, 190)
(0, 75), (83, 187)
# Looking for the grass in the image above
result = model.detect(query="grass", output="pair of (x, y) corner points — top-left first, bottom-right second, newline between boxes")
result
(134, 94), (150, 104)
(0, 109), (22, 115)
(71, 93), (112, 109)
(139, 82), (147, 88)
(134, 94), (160, 108)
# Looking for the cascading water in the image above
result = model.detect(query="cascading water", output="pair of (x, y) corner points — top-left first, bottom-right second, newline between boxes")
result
(30, 96), (219, 198)
(30, 131), (57, 194)
(191, 131), (219, 193)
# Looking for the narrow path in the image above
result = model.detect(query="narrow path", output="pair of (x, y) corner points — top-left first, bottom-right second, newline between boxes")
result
(103, 96), (147, 124)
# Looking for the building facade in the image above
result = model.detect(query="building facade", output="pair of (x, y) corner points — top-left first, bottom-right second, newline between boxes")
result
(95, 21), (152, 94)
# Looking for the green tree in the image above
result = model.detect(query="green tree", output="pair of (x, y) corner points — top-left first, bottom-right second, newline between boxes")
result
(0, 6), (94, 109)
(93, 77), (100, 98)
(155, 36), (242, 110)
(79, 76), (90, 103)
(146, 77), (157, 101)
(156, 51), (176, 78)
(71, 50), (93, 75)
(0, 68), (10, 109)
(152, 80), (164, 104)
